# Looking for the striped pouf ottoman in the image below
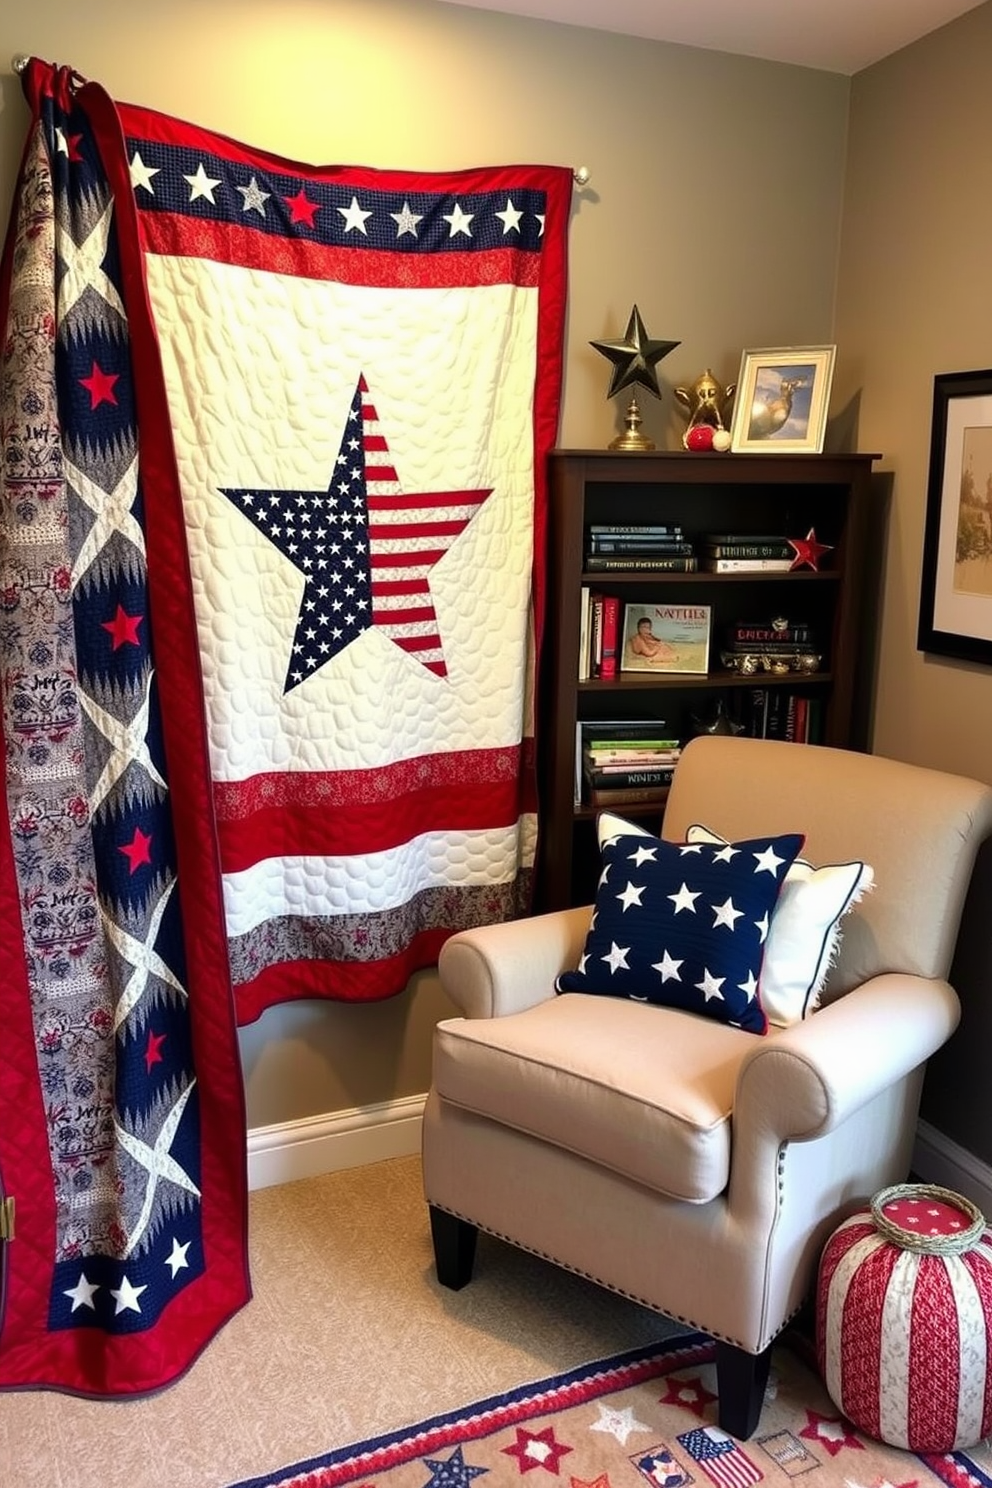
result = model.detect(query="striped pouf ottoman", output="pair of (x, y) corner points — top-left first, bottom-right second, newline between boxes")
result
(816, 1183), (992, 1451)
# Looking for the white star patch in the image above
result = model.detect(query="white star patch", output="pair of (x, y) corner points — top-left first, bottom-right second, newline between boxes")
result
(184, 163), (222, 203)
(652, 950), (683, 982)
(602, 941), (631, 973)
(590, 1403), (651, 1444)
(338, 195), (372, 234)
(165, 1239), (192, 1278)
(443, 201), (474, 237)
(629, 845), (658, 867)
(617, 881), (645, 911)
(753, 843), (787, 876)
(237, 175), (271, 215)
(696, 969), (726, 1001)
(495, 197), (523, 233)
(712, 896), (744, 930)
(111, 1275), (147, 1315)
(64, 1273), (99, 1311)
(129, 151), (159, 194)
(668, 882), (700, 914)
(391, 201), (422, 237)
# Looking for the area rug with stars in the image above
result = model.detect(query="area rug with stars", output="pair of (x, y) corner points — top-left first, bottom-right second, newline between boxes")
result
(224, 1331), (992, 1488)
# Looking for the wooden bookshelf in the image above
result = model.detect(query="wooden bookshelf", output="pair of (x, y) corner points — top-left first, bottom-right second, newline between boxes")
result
(535, 449), (881, 911)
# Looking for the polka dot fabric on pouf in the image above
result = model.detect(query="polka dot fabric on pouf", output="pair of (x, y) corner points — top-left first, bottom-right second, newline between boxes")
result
(816, 1184), (992, 1452)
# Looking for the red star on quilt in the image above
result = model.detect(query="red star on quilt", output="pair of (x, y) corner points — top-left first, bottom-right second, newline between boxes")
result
(501, 1426), (574, 1475)
(788, 528), (833, 571)
(284, 188), (320, 227)
(144, 1030), (167, 1074)
(101, 603), (143, 649)
(798, 1407), (865, 1456)
(657, 1374), (718, 1418)
(80, 360), (120, 409)
(118, 827), (153, 874)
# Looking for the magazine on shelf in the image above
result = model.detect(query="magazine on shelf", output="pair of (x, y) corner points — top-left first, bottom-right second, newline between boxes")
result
(620, 602), (711, 674)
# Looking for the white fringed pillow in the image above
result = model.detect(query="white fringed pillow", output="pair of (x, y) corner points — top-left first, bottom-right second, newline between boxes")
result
(597, 812), (874, 1027)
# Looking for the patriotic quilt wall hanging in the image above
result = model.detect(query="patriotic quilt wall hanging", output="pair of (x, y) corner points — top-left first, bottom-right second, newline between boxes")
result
(106, 84), (570, 1026)
(0, 61), (250, 1395)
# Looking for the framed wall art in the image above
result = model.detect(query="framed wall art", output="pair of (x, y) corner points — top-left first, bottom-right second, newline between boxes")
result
(729, 345), (836, 454)
(918, 368), (992, 666)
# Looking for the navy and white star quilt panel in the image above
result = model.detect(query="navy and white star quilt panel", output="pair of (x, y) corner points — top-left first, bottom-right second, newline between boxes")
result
(557, 828), (806, 1033)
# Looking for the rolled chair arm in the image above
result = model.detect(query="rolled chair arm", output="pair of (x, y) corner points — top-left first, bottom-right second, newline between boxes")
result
(734, 972), (961, 1143)
(438, 905), (592, 1019)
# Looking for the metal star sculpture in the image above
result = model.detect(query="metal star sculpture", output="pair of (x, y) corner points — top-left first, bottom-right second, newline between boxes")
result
(590, 305), (680, 400)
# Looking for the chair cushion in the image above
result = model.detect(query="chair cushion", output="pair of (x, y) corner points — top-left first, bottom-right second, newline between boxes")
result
(433, 993), (756, 1202)
(556, 823), (804, 1033)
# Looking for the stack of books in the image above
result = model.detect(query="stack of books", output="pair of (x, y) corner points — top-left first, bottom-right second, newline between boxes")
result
(585, 525), (698, 573)
(578, 721), (682, 807)
(700, 534), (795, 573)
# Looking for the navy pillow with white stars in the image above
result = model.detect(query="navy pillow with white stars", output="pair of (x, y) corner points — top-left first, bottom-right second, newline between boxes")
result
(555, 827), (806, 1034)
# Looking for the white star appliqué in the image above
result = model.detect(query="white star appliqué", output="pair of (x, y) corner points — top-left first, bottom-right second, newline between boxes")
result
(590, 1403), (651, 1445)
(652, 950), (683, 982)
(443, 201), (474, 237)
(495, 197), (523, 233)
(111, 1276), (147, 1315)
(668, 882), (700, 914)
(602, 941), (631, 973)
(391, 201), (423, 237)
(64, 1273), (100, 1312)
(165, 1238), (192, 1278)
(238, 176), (271, 215)
(184, 163), (222, 203)
(629, 845), (658, 867)
(712, 896), (744, 930)
(129, 151), (160, 193)
(617, 881), (645, 911)
(338, 195), (372, 234)
(753, 843), (787, 876)
(696, 969), (726, 1002)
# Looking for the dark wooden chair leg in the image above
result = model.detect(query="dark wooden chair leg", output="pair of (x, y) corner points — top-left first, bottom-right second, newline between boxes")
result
(715, 1340), (773, 1439)
(429, 1205), (478, 1290)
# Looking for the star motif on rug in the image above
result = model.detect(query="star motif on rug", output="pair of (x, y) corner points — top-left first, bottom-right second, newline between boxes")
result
(590, 1404), (651, 1445)
(590, 305), (680, 400)
(220, 375), (492, 692)
(798, 1408), (864, 1456)
(423, 1445), (490, 1488)
(788, 528), (833, 571)
(657, 1373), (718, 1418)
(501, 1426), (574, 1474)
(571, 1475), (612, 1488)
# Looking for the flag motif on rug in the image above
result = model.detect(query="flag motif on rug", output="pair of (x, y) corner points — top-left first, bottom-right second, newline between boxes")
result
(107, 90), (571, 1023)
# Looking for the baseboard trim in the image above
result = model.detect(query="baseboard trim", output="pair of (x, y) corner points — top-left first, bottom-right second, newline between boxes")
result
(913, 1119), (992, 1216)
(247, 1093), (426, 1191)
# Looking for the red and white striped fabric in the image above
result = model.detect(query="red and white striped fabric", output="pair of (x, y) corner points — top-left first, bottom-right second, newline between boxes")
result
(817, 1194), (992, 1451)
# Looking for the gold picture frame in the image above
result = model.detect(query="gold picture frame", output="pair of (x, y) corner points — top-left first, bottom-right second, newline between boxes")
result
(729, 345), (836, 454)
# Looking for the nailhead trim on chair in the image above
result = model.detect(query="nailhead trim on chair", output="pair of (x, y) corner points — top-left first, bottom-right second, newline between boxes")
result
(429, 1202), (804, 1353)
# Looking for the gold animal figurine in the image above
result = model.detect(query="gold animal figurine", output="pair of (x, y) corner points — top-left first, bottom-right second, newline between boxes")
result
(674, 369), (735, 449)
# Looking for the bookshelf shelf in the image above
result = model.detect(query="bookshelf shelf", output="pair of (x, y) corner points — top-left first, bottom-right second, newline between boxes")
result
(536, 448), (881, 911)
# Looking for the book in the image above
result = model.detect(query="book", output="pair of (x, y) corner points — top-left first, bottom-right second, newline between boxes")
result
(701, 557), (795, 572)
(577, 586), (591, 682)
(583, 765), (676, 789)
(583, 738), (680, 753)
(702, 532), (792, 544)
(588, 524), (683, 535)
(588, 538), (694, 553)
(589, 593), (604, 677)
(585, 784), (671, 808)
(583, 749), (680, 767)
(599, 595), (620, 680)
(585, 556), (699, 572)
(620, 602), (711, 675)
(729, 621), (815, 646)
(702, 541), (794, 559)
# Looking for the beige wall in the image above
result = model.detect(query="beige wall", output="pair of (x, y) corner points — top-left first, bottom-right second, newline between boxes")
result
(835, 1), (992, 1159)
(1, 1), (853, 1128)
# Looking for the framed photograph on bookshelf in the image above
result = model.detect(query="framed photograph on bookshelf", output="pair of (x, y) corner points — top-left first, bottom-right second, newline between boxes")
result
(918, 368), (992, 666)
(621, 602), (711, 674)
(729, 345), (835, 454)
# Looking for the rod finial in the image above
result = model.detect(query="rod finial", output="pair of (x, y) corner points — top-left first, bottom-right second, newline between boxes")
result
(573, 165), (590, 187)
(11, 54), (30, 74)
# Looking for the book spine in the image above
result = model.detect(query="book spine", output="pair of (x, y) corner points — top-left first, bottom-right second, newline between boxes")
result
(588, 525), (682, 535)
(729, 625), (814, 645)
(577, 586), (591, 682)
(589, 539), (694, 553)
(703, 542), (793, 559)
(599, 596), (620, 679)
(702, 557), (794, 572)
(585, 557), (699, 571)
(589, 593), (604, 678)
(580, 724), (671, 744)
(582, 737), (681, 751)
(584, 749), (681, 766)
(586, 785), (671, 808)
(584, 766), (676, 788)
(793, 695), (809, 743)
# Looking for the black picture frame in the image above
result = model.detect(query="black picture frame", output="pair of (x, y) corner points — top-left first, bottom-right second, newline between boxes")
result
(918, 368), (992, 666)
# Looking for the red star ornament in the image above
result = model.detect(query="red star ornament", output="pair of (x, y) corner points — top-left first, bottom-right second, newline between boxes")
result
(788, 528), (833, 571)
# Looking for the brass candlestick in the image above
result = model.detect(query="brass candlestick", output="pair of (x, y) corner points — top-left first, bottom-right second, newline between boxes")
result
(609, 393), (655, 451)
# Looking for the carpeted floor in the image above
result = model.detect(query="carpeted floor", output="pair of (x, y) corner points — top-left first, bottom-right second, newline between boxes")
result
(0, 1156), (678, 1488)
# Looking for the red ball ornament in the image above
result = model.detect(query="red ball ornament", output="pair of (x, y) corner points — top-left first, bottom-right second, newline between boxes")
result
(685, 424), (715, 451)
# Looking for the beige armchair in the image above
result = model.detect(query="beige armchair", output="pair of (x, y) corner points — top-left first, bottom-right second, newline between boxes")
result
(422, 736), (992, 1437)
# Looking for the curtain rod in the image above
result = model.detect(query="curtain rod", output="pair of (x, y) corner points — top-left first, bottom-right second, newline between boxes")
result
(9, 54), (591, 184)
